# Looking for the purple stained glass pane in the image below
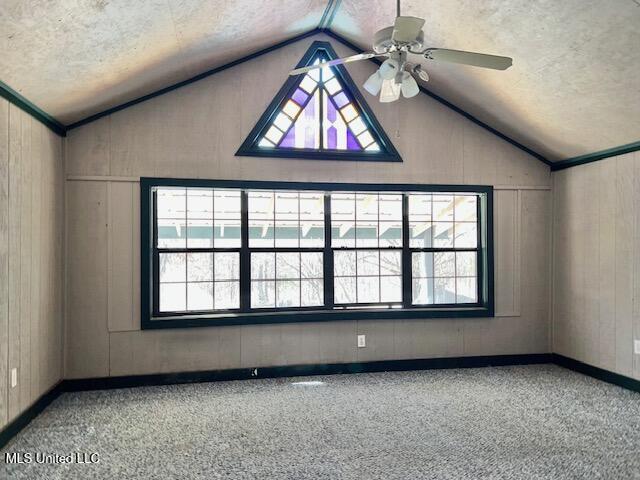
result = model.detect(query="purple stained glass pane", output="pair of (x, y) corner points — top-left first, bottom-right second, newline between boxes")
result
(280, 128), (295, 148)
(327, 126), (337, 149)
(327, 96), (337, 122)
(304, 94), (315, 119)
(333, 92), (349, 108)
(346, 129), (361, 150)
(305, 126), (315, 148)
(292, 88), (308, 107)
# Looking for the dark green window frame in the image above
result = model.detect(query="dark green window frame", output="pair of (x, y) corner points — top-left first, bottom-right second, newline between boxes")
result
(141, 178), (494, 329)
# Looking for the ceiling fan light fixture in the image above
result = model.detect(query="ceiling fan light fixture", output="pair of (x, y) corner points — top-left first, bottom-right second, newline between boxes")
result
(378, 58), (400, 80)
(400, 72), (419, 98)
(363, 71), (383, 96)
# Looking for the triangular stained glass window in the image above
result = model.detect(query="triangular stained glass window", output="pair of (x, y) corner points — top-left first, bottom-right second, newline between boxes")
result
(236, 41), (401, 162)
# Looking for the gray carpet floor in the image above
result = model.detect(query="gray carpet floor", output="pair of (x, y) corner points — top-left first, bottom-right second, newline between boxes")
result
(1, 364), (639, 479)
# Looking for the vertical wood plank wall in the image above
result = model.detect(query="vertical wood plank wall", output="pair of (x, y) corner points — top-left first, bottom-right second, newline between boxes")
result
(0, 99), (64, 430)
(64, 33), (552, 379)
(553, 151), (640, 380)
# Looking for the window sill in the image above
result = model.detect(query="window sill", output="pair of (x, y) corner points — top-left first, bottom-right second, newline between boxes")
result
(143, 306), (494, 329)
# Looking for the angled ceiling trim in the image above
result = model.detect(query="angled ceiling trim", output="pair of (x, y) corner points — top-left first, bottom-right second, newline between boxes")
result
(0, 80), (66, 136)
(551, 141), (640, 171)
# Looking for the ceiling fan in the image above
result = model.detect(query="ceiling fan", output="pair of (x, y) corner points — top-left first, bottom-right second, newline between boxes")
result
(289, 0), (513, 103)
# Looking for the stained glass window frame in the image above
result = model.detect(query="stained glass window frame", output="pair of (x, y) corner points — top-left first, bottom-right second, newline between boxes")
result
(236, 41), (402, 162)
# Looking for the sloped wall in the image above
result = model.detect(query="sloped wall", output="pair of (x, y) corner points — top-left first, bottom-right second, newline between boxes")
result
(64, 33), (551, 379)
(0, 100), (64, 430)
(552, 152), (640, 380)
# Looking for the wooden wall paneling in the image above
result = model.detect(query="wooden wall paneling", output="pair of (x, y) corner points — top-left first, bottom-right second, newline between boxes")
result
(581, 163), (601, 366)
(520, 189), (551, 350)
(634, 151), (640, 380)
(354, 320), (395, 362)
(65, 118), (110, 177)
(7, 105), (22, 421)
(29, 120), (42, 400)
(392, 318), (464, 360)
(18, 112), (32, 412)
(131, 182), (141, 334)
(494, 189), (519, 316)
(65, 181), (109, 378)
(596, 159), (617, 371)
(107, 181), (136, 332)
(0, 98), (9, 428)
(614, 153), (634, 376)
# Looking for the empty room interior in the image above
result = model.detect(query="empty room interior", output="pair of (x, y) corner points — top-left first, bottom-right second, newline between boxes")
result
(1, 0), (639, 478)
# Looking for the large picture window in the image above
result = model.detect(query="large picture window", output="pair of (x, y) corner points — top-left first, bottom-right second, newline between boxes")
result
(142, 179), (493, 329)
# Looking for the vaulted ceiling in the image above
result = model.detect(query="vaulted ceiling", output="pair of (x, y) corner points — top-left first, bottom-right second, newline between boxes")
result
(1, 0), (639, 162)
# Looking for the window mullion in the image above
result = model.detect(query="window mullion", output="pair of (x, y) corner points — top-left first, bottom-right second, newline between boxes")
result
(323, 193), (334, 308)
(402, 193), (411, 308)
(240, 190), (250, 312)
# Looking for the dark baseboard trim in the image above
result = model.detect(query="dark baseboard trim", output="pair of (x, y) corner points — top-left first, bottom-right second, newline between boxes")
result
(0, 382), (64, 449)
(552, 353), (640, 393)
(63, 354), (551, 392)
(7, 353), (640, 452)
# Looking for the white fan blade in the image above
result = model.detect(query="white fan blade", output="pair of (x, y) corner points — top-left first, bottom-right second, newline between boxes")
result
(424, 48), (512, 70)
(391, 16), (425, 43)
(289, 52), (381, 76)
(379, 78), (401, 103)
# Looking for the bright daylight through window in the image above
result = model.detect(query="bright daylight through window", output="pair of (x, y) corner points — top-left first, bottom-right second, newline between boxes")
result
(145, 180), (491, 327)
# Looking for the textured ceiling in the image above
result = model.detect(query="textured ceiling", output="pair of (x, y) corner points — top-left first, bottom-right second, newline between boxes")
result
(0, 0), (326, 124)
(1, 0), (639, 161)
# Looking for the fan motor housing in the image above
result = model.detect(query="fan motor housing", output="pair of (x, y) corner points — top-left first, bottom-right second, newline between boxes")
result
(373, 26), (424, 53)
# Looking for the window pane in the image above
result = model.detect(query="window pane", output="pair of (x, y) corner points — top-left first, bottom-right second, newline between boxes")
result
(157, 188), (185, 219)
(379, 194), (402, 220)
(215, 252), (239, 281)
(357, 276), (379, 303)
(379, 221), (402, 247)
(455, 195), (477, 222)
(455, 222), (477, 248)
(357, 250), (379, 276)
(215, 281), (239, 309)
(380, 276), (402, 303)
(412, 252), (433, 278)
(214, 190), (241, 247)
(300, 220), (324, 247)
(277, 280), (300, 307)
(251, 281), (275, 308)
(157, 218), (187, 248)
(187, 189), (213, 220)
(335, 276), (356, 304)
(187, 219), (213, 248)
(380, 251), (401, 275)
(356, 221), (378, 247)
(275, 220), (299, 247)
(276, 252), (300, 279)
(249, 220), (274, 247)
(187, 253), (213, 282)
(456, 252), (476, 277)
(434, 252), (456, 278)
(159, 283), (186, 312)
(331, 193), (355, 247)
(334, 250), (356, 277)
(412, 278), (434, 305)
(456, 277), (477, 303)
(300, 192), (324, 220)
(160, 253), (186, 283)
(434, 277), (456, 304)
(356, 193), (378, 221)
(409, 222), (432, 249)
(251, 253), (275, 279)
(275, 191), (298, 220)
(301, 279), (323, 306)
(187, 282), (213, 311)
(433, 222), (454, 247)
(433, 195), (454, 221)
(301, 252), (323, 279)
